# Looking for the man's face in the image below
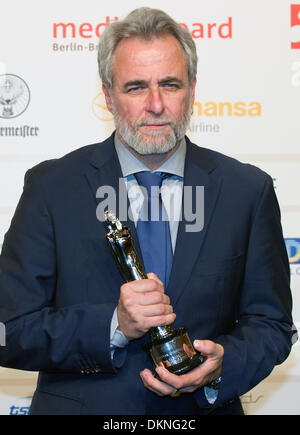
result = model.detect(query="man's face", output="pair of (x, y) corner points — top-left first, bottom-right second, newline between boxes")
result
(103, 34), (196, 155)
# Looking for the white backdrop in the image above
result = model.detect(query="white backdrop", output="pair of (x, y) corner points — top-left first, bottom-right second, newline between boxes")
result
(0, 0), (299, 415)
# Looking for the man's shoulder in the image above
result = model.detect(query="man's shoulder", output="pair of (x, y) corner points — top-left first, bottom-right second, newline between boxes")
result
(25, 134), (115, 183)
(188, 138), (272, 187)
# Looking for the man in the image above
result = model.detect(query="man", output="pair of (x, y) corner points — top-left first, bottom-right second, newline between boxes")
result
(0, 8), (294, 415)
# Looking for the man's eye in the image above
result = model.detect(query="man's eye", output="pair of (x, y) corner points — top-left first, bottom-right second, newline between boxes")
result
(128, 86), (144, 93)
(161, 83), (179, 89)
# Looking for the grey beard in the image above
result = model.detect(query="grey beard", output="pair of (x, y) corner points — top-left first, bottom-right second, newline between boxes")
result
(111, 105), (191, 155)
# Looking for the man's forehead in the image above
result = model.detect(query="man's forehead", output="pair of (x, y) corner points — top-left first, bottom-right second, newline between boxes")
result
(112, 35), (188, 83)
(116, 33), (182, 49)
(113, 34), (186, 64)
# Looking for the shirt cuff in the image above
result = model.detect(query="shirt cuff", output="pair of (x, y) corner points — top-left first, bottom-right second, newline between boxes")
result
(204, 386), (219, 405)
(204, 377), (221, 405)
(110, 308), (129, 352)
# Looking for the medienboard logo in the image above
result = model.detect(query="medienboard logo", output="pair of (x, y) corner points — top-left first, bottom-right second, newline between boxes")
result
(52, 16), (233, 52)
(291, 4), (300, 87)
(291, 4), (300, 49)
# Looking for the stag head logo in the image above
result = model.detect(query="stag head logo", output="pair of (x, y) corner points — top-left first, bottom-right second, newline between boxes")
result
(0, 74), (30, 119)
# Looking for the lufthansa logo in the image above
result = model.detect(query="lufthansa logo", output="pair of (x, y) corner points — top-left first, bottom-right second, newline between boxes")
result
(0, 74), (30, 119)
(92, 92), (113, 122)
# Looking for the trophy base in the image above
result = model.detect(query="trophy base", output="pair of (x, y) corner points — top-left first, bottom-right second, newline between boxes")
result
(163, 353), (205, 376)
(143, 326), (205, 376)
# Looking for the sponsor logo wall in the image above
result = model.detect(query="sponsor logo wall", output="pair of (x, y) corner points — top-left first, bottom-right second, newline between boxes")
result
(0, 0), (299, 415)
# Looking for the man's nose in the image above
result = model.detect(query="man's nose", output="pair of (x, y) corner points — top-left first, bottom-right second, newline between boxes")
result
(146, 88), (164, 115)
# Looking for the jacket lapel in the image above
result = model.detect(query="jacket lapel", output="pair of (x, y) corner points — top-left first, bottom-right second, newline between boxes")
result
(167, 138), (223, 307)
(84, 133), (143, 266)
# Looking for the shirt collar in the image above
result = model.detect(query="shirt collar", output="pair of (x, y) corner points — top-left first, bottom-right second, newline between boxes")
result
(114, 133), (186, 178)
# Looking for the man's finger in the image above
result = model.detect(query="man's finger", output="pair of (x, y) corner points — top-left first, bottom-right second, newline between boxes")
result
(147, 273), (164, 288)
(140, 369), (177, 397)
(193, 340), (224, 359)
(154, 365), (197, 390)
(140, 303), (174, 317)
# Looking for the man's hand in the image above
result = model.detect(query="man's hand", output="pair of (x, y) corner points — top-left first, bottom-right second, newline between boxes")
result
(117, 273), (176, 341)
(140, 340), (224, 397)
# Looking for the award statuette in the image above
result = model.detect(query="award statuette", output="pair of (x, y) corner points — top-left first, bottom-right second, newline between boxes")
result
(104, 210), (205, 376)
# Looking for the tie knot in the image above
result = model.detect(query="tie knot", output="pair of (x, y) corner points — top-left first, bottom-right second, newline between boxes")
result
(135, 171), (170, 196)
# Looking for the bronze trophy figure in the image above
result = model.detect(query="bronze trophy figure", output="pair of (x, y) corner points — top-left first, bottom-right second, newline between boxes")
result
(104, 210), (205, 376)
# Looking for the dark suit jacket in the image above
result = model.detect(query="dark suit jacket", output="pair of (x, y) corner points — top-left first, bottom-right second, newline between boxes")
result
(0, 133), (293, 415)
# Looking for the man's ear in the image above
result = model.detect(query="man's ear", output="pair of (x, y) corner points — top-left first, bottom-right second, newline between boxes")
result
(102, 83), (113, 113)
(191, 77), (197, 105)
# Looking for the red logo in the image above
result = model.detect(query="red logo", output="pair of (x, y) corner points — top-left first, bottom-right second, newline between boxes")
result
(53, 17), (232, 40)
(291, 4), (300, 49)
(53, 17), (118, 38)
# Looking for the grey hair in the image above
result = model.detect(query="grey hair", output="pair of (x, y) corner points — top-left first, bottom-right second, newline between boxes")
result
(98, 7), (197, 89)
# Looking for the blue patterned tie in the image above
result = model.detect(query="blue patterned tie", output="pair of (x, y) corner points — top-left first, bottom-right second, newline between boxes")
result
(135, 171), (173, 289)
